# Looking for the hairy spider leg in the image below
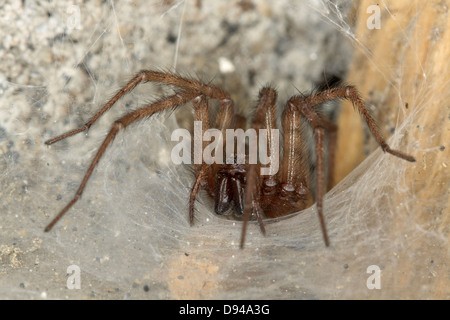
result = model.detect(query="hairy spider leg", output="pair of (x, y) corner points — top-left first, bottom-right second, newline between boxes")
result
(45, 91), (199, 232)
(45, 70), (232, 145)
(241, 87), (277, 248)
(45, 71), (235, 232)
(289, 85), (416, 246)
(187, 93), (236, 226)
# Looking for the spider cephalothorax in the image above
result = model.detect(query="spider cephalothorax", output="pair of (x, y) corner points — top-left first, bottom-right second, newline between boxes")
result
(44, 70), (415, 247)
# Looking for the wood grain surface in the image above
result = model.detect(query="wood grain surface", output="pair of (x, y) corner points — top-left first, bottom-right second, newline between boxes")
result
(335, 0), (449, 298)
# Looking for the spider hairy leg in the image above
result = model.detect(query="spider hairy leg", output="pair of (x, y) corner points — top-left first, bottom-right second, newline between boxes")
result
(45, 70), (232, 146)
(189, 164), (211, 225)
(192, 95), (210, 171)
(45, 70), (237, 232)
(289, 85), (416, 246)
(45, 91), (198, 232)
(45, 73), (145, 145)
(306, 86), (416, 162)
(315, 127), (329, 246)
(241, 87), (277, 248)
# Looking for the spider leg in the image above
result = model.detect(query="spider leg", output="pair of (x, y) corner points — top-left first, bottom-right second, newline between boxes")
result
(45, 91), (199, 232)
(192, 95), (210, 172)
(285, 98), (335, 246)
(303, 86), (416, 162)
(189, 94), (234, 225)
(189, 163), (211, 225)
(46, 70), (233, 145)
(241, 87), (277, 248)
(316, 115), (337, 191)
(288, 86), (416, 246)
(280, 94), (337, 191)
(45, 74), (147, 145)
(280, 102), (310, 195)
(240, 168), (265, 248)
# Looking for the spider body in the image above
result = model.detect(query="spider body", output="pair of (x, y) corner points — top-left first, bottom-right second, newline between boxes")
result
(44, 70), (415, 247)
(210, 161), (311, 219)
(208, 160), (310, 220)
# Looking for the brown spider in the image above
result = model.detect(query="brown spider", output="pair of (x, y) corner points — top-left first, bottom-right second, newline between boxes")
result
(44, 70), (415, 247)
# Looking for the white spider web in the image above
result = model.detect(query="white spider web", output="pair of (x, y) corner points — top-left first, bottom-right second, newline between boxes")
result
(0, 0), (447, 299)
